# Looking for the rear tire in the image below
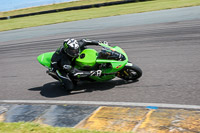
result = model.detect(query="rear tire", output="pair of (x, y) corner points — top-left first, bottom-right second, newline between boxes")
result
(118, 64), (142, 80)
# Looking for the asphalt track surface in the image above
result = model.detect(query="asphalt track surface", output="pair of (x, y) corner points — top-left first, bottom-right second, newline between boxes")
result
(0, 7), (200, 106)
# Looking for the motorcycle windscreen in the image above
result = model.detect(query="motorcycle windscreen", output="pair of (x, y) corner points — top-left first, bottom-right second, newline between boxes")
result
(37, 52), (54, 68)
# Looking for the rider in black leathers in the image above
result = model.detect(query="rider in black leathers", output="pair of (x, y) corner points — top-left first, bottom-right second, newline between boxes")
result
(51, 38), (102, 90)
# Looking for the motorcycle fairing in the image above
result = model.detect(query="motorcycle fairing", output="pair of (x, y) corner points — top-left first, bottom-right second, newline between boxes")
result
(37, 52), (54, 68)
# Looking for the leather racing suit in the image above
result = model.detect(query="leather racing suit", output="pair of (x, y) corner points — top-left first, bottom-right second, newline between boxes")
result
(51, 39), (100, 90)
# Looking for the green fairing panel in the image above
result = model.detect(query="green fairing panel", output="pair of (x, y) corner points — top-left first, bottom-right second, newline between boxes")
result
(96, 59), (127, 74)
(96, 44), (128, 74)
(75, 49), (98, 68)
(37, 52), (54, 68)
(89, 44), (129, 81)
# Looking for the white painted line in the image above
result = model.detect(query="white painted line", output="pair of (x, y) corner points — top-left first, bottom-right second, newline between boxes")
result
(0, 100), (200, 110)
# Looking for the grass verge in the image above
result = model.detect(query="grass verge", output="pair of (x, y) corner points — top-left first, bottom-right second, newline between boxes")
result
(0, 0), (200, 32)
(0, 122), (115, 133)
(0, 0), (124, 17)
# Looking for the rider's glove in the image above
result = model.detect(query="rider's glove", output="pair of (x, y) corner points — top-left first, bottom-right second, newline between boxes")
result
(90, 70), (102, 77)
(98, 41), (109, 46)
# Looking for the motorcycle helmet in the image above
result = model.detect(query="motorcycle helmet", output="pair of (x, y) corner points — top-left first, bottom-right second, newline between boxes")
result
(63, 38), (80, 57)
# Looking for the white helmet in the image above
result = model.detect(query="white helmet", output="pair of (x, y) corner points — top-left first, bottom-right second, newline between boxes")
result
(63, 39), (80, 57)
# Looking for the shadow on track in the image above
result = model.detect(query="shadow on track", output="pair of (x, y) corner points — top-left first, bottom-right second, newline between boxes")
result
(28, 79), (138, 98)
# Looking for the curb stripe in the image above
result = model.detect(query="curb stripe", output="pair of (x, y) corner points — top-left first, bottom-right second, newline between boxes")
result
(74, 106), (103, 128)
(132, 109), (155, 132)
(0, 100), (200, 109)
(139, 110), (155, 129)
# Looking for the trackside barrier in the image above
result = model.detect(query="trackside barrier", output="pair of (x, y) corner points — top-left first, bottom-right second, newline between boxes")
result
(0, 0), (150, 20)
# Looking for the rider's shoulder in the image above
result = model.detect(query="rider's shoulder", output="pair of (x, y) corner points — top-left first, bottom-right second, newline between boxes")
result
(55, 46), (64, 54)
(77, 39), (84, 43)
(77, 39), (87, 46)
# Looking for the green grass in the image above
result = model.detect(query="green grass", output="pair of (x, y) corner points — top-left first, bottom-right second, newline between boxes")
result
(0, 0), (200, 31)
(0, 122), (116, 133)
(0, 0), (122, 17)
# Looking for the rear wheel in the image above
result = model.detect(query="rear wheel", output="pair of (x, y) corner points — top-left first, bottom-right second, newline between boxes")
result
(117, 64), (142, 80)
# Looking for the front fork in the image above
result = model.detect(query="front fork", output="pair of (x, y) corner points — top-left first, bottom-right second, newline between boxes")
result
(116, 62), (133, 78)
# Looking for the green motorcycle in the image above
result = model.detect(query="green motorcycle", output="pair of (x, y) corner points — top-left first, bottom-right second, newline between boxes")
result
(37, 42), (142, 88)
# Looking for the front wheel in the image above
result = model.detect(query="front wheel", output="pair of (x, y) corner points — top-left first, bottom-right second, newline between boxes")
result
(117, 64), (142, 81)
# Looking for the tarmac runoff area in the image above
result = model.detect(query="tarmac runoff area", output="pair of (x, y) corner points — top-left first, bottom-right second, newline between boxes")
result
(0, 102), (200, 132)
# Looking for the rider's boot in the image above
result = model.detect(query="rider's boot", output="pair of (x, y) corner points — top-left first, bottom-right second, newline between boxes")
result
(56, 70), (74, 92)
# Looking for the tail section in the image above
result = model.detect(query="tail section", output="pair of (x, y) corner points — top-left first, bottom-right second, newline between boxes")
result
(37, 52), (54, 68)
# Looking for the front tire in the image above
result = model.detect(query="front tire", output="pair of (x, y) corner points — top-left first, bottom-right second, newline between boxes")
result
(118, 64), (142, 80)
